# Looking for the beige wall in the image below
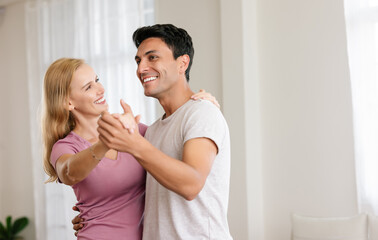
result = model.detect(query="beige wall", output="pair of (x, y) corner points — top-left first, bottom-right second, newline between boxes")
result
(155, 0), (223, 105)
(0, 0), (358, 239)
(156, 2), (252, 238)
(0, 2), (36, 239)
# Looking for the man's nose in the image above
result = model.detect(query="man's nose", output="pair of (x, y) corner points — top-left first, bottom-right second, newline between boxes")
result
(137, 59), (149, 74)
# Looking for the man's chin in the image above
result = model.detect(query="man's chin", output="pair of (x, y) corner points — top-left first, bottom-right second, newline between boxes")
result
(144, 90), (156, 98)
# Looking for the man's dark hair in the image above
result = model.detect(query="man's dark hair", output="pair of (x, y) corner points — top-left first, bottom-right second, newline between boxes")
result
(132, 24), (194, 82)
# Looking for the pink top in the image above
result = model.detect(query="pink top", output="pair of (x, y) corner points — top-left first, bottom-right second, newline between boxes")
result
(50, 124), (148, 240)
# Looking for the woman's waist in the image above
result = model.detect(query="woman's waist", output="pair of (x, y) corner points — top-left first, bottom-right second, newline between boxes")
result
(77, 218), (143, 240)
(77, 193), (145, 222)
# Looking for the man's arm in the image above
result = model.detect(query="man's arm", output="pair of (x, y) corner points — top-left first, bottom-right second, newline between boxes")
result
(97, 104), (217, 200)
(135, 136), (217, 200)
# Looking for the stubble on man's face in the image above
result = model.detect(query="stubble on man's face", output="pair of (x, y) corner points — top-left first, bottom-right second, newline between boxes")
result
(135, 38), (181, 99)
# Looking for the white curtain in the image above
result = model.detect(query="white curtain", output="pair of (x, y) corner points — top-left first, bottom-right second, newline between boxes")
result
(25, 1), (155, 239)
(344, 0), (378, 214)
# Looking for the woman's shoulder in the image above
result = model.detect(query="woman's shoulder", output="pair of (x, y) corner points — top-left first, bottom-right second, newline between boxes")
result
(53, 131), (88, 149)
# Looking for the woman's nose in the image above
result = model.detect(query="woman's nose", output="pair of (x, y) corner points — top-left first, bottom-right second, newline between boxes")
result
(96, 82), (105, 94)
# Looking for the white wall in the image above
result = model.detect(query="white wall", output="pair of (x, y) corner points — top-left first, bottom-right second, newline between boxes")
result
(157, 0), (358, 239)
(259, 0), (357, 239)
(0, 1), (36, 239)
(0, 0), (358, 239)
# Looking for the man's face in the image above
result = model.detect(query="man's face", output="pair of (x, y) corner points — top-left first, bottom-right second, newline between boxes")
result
(135, 37), (182, 98)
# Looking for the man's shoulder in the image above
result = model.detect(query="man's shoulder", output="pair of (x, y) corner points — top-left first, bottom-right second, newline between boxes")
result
(184, 99), (222, 115)
(182, 100), (229, 131)
(188, 99), (226, 122)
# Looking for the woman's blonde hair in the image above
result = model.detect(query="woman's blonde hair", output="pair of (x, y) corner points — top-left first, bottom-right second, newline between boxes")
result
(42, 58), (84, 183)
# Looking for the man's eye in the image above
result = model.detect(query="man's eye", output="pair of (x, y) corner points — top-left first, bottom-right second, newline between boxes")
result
(86, 85), (91, 91)
(149, 55), (157, 60)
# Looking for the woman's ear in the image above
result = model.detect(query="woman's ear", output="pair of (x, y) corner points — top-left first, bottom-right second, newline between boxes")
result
(68, 100), (75, 111)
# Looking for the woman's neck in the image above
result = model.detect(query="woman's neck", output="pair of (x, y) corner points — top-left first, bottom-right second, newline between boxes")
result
(72, 115), (100, 144)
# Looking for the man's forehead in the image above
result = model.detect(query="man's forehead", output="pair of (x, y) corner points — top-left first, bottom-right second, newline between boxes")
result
(136, 38), (171, 56)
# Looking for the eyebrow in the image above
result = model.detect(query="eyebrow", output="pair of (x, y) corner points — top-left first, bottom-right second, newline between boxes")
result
(135, 50), (158, 60)
(81, 76), (98, 89)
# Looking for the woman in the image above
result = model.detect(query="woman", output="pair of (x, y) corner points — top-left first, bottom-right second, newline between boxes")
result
(42, 58), (219, 240)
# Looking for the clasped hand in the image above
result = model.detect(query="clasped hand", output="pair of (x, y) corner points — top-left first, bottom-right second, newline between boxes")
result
(97, 99), (141, 153)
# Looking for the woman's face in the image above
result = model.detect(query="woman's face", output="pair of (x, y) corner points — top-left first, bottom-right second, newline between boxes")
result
(68, 63), (108, 118)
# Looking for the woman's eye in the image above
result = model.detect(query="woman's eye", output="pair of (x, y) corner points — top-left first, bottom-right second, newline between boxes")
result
(86, 85), (91, 91)
(95, 77), (100, 82)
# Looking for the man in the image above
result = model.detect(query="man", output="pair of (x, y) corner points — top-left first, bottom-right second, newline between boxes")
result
(98, 24), (232, 239)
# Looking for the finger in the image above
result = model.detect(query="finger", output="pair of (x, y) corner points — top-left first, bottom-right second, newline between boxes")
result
(192, 92), (219, 105)
(73, 223), (84, 231)
(98, 112), (115, 127)
(207, 97), (220, 108)
(72, 206), (79, 211)
(98, 135), (111, 148)
(99, 112), (124, 129)
(99, 132), (124, 150)
(101, 110), (109, 114)
(71, 215), (82, 224)
(118, 114), (138, 129)
(192, 94), (206, 100)
(119, 115), (135, 134)
(100, 110), (109, 117)
(99, 112), (115, 123)
(112, 113), (121, 119)
(191, 89), (207, 100)
(102, 110), (110, 116)
(98, 125), (126, 149)
(193, 95), (220, 109)
(118, 115), (131, 130)
(97, 125), (114, 146)
(128, 127), (134, 134)
(215, 101), (220, 109)
(135, 115), (141, 124)
(120, 99), (134, 116)
(119, 119), (130, 130)
(193, 93), (207, 99)
(75, 231), (78, 237)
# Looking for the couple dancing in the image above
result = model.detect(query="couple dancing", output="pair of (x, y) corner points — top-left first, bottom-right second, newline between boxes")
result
(43, 24), (232, 240)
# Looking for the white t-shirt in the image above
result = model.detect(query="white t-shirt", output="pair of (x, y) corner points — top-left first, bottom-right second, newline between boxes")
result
(143, 99), (233, 240)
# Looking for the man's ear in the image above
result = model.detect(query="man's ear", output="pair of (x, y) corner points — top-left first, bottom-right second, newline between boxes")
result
(178, 54), (190, 74)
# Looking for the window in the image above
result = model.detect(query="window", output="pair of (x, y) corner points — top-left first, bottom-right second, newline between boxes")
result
(344, 0), (378, 214)
(25, 1), (155, 239)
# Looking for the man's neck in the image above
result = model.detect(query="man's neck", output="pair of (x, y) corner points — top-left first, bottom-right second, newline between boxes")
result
(158, 84), (194, 118)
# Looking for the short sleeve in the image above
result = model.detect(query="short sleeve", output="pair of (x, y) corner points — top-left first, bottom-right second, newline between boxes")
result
(50, 139), (80, 169)
(183, 100), (228, 152)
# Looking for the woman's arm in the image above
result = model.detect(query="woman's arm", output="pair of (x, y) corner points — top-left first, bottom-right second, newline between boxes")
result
(55, 141), (109, 185)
